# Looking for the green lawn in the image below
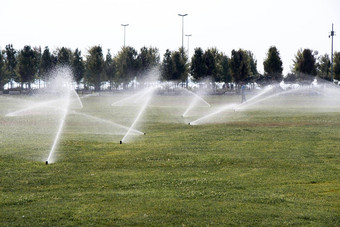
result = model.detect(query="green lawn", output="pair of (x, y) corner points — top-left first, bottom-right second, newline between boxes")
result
(0, 94), (339, 226)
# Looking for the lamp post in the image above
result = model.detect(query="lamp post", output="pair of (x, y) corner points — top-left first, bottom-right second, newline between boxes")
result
(178, 14), (188, 53)
(185, 34), (192, 57)
(329, 23), (335, 82)
(121, 24), (129, 47)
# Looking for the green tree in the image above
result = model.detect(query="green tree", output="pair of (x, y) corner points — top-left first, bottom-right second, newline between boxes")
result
(57, 47), (72, 66)
(40, 46), (54, 83)
(5, 44), (18, 88)
(203, 48), (218, 78)
(263, 46), (283, 82)
(317, 53), (331, 81)
(115, 46), (138, 89)
(85, 46), (104, 91)
(72, 48), (85, 88)
(0, 50), (7, 91)
(230, 49), (251, 84)
(293, 49), (317, 81)
(17, 45), (39, 89)
(190, 47), (205, 81)
(161, 49), (174, 81)
(334, 52), (340, 81)
(220, 55), (232, 84)
(247, 50), (258, 77)
(104, 49), (116, 90)
(33, 46), (42, 88)
(137, 46), (160, 82)
(171, 48), (188, 84)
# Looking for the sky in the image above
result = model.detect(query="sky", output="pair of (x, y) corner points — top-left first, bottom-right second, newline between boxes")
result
(1, 0), (339, 75)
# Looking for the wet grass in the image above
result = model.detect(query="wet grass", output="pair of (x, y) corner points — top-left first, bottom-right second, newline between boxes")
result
(0, 95), (339, 226)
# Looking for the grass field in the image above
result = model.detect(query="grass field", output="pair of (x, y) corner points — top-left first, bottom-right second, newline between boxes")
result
(1, 93), (339, 226)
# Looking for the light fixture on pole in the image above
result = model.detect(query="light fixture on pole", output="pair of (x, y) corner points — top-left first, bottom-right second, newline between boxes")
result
(178, 14), (188, 54)
(121, 24), (129, 47)
(329, 23), (335, 82)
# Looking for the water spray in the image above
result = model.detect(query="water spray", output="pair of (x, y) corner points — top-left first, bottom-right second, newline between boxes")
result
(189, 86), (274, 125)
(181, 88), (211, 117)
(71, 111), (145, 136)
(120, 87), (155, 143)
(46, 92), (71, 164)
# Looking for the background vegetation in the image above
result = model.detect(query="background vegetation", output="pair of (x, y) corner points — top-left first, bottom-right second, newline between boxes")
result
(1, 44), (340, 92)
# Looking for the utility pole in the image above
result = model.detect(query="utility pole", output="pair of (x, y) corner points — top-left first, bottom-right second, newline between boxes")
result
(121, 24), (129, 47)
(178, 14), (188, 54)
(329, 23), (335, 82)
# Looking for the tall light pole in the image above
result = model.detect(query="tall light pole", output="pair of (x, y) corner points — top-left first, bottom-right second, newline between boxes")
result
(329, 23), (335, 82)
(178, 14), (188, 54)
(121, 24), (129, 47)
(185, 34), (192, 57)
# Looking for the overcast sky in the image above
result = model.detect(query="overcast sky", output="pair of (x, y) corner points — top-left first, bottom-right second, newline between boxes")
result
(1, 0), (339, 75)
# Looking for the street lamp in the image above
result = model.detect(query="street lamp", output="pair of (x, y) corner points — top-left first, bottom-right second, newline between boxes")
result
(329, 23), (335, 82)
(178, 14), (188, 53)
(185, 34), (192, 57)
(121, 24), (129, 47)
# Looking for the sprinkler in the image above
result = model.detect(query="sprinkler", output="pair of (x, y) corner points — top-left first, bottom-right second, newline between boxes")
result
(188, 122), (191, 125)
(120, 140), (122, 144)
(45, 161), (48, 165)
(144, 132), (146, 135)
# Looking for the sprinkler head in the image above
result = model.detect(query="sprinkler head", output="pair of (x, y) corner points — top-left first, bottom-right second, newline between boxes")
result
(120, 140), (122, 144)
(45, 161), (48, 165)
(188, 122), (191, 125)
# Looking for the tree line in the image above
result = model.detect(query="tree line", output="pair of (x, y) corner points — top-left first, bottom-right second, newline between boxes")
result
(1, 44), (340, 92)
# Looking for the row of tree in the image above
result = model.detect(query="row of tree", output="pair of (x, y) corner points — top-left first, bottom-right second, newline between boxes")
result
(1, 44), (340, 91)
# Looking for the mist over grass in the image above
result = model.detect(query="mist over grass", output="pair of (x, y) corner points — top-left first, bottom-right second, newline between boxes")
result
(0, 91), (339, 225)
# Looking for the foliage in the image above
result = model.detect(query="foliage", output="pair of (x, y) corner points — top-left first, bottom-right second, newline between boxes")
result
(263, 46), (283, 82)
(115, 46), (138, 89)
(2, 44), (340, 90)
(85, 46), (104, 91)
(72, 48), (85, 86)
(57, 47), (72, 66)
(160, 48), (188, 83)
(136, 46), (160, 82)
(220, 55), (232, 83)
(190, 47), (205, 81)
(17, 45), (39, 89)
(190, 48), (230, 84)
(161, 49), (174, 81)
(40, 46), (54, 82)
(0, 50), (7, 90)
(230, 49), (251, 83)
(203, 48), (219, 78)
(333, 52), (340, 81)
(170, 48), (189, 83)
(104, 49), (116, 90)
(293, 49), (317, 77)
(317, 53), (331, 81)
(247, 50), (258, 77)
(4, 44), (18, 87)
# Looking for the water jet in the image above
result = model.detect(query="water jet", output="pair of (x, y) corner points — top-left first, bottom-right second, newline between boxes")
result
(120, 87), (155, 143)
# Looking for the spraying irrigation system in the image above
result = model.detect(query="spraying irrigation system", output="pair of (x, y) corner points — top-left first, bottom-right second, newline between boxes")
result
(2, 66), (340, 165)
